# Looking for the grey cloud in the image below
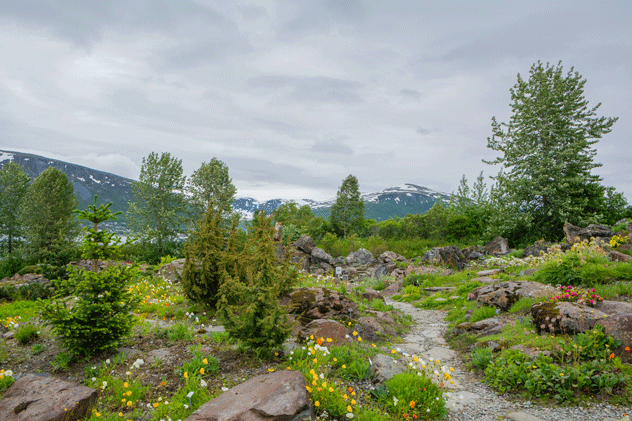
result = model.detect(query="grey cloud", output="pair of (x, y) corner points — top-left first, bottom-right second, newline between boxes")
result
(281, 0), (365, 36)
(400, 89), (422, 99)
(162, 39), (252, 69)
(416, 127), (431, 135)
(225, 156), (332, 188)
(241, 4), (267, 19)
(310, 137), (354, 155)
(248, 75), (363, 104)
(0, 0), (231, 47)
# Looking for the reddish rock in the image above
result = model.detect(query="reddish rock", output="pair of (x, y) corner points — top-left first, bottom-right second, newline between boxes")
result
(300, 319), (349, 347)
(281, 288), (359, 323)
(357, 316), (385, 341)
(486, 237), (509, 255)
(361, 289), (383, 302)
(609, 250), (631, 262)
(597, 314), (632, 363)
(0, 374), (97, 421)
(381, 282), (403, 297)
(185, 370), (313, 421)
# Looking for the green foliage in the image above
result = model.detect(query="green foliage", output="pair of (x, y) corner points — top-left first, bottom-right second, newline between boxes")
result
(467, 347), (493, 371)
(0, 373), (14, 392)
(179, 345), (219, 379)
(41, 266), (140, 356)
(486, 61), (619, 243)
(50, 351), (74, 372)
(218, 212), (295, 357)
(0, 161), (30, 255)
(74, 196), (123, 272)
(330, 174), (365, 239)
(127, 152), (189, 262)
(19, 167), (80, 265)
(469, 306), (497, 323)
(31, 343), (46, 355)
(166, 323), (193, 342)
(181, 205), (239, 308)
(41, 197), (140, 356)
(484, 346), (630, 403)
(0, 254), (27, 279)
(17, 264), (42, 275)
(186, 158), (236, 219)
(383, 371), (447, 420)
(14, 323), (39, 345)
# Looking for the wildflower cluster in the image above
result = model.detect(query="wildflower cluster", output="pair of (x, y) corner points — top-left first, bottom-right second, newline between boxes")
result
(0, 315), (20, 329)
(549, 285), (603, 307)
(0, 369), (15, 392)
(610, 235), (628, 248)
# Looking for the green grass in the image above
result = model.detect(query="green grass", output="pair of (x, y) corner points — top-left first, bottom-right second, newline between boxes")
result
(0, 300), (45, 325)
(469, 306), (497, 323)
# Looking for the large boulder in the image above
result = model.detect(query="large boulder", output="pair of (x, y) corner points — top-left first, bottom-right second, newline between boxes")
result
(531, 301), (607, 335)
(377, 251), (406, 264)
(357, 316), (386, 341)
(281, 288), (359, 324)
(310, 248), (335, 266)
(453, 317), (504, 337)
(596, 315), (632, 363)
(156, 259), (186, 282)
(370, 354), (406, 384)
(469, 281), (556, 312)
(523, 240), (552, 258)
(486, 237), (509, 256)
(609, 250), (631, 262)
(419, 246), (466, 269)
(300, 319), (350, 347)
(185, 370), (313, 421)
(380, 282), (403, 297)
(293, 235), (316, 254)
(461, 245), (486, 260)
(0, 374), (97, 421)
(563, 223), (614, 244)
(344, 248), (374, 266)
(595, 300), (632, 316)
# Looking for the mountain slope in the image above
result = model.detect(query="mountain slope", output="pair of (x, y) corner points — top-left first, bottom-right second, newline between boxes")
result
(0, 150), (134, 219)
(1, 151), (451, 227)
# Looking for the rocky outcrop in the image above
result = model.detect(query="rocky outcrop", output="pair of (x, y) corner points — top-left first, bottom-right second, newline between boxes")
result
(486, 237), (509, 256)
(156, 259), (186, 282)
(357, 316), (388, 341)
(609, 249), (631, 262)
(344, 248), (374, 266)
(380, 282), (403, 297)
(461, 245), (486, 260)
(0, 273), (50, 287)
(531, 301), (607, 334)
(300, 319), (349, 347)
(453, 317), (503, 337)
(273, 222), (283, 242)
(597, 315), (632, 363)
(469, 281), (555, 312)
(281, 288), (359, 324)
(419, 246), (466, 269)
(563, 223), (614, 245)
(0, 374), (97, 421)
(293, 236), (316, 254)
(185, 370), (313, 421)
(310, 248), (335, 266)
(523, 240), (552, 257)
(370, 354), (406, 384)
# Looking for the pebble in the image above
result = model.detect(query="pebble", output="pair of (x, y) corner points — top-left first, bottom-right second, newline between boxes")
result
(385, 299), (630, 421)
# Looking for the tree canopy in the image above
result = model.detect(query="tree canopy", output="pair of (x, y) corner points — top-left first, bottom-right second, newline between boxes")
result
(19, 167), (79, 264)
(330, 175), (365, 239)
(127, 152), (188, 260)
(485, 61), (619, 242)
(187, 158), (236, 219)
(0, 162), (30, 255)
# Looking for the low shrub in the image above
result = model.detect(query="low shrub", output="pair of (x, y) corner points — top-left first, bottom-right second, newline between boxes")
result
(384, 371), (447, 420)
(469, 306), (497, 323)
(14, 323), (39, 345)
(0, 370), (14, 392)
(467, 347), (493, 371)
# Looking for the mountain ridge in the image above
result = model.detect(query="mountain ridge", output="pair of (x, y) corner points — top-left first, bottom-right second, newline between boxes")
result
(0, 150), (451, 225)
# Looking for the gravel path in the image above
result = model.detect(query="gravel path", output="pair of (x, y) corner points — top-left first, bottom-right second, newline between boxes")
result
(385, 298), (629, 421)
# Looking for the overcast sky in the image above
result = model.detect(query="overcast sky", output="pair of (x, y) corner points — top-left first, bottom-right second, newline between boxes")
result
(1, 1), (630, 201)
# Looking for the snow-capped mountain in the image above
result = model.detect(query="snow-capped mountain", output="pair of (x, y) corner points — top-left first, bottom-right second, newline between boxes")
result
(1, 150), (452, 227)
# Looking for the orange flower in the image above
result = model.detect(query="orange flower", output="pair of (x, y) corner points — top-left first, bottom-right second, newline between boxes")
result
(410, 401), (415, 409)
(316, 338), (323, 346)
(625, 347), (631, 352)
(609, 352), (615, 359)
